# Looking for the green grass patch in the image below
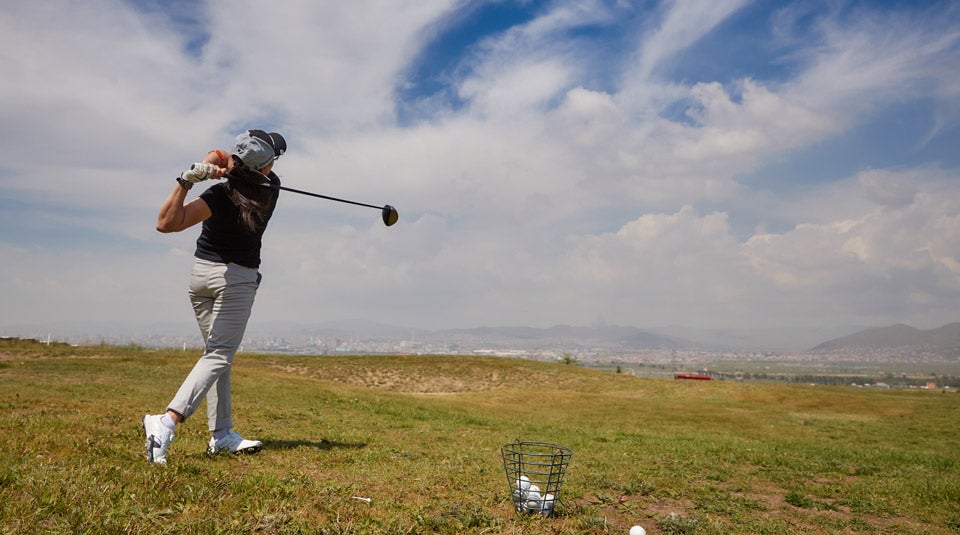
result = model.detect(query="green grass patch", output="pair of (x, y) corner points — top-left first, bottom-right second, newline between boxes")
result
(0, 345), (958, 533)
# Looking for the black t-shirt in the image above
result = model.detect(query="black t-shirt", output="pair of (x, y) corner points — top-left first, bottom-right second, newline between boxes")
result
(194, 174), (280, 269)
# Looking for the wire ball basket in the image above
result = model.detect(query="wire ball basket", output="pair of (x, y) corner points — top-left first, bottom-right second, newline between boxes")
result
(501, 440), (573, 517)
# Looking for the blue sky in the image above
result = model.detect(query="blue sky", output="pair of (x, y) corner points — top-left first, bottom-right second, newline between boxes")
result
(1, 0), (959, 348)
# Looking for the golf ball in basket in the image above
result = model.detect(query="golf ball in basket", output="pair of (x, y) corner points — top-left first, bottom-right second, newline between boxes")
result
(629, 526), (646, 535)
(523, 485), (542, 512)
(540, 493), (555, 514)
(517, 475), (531, 492)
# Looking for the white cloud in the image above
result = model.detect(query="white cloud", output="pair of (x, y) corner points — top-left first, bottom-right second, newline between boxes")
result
(449, 0), (627, 119)
(632, 0), (752, 80)
(786, 4), (960, 120)
(460, 59), (571, 117)
(200, 0), (458, 131)
(0, 243), (192, 326)
(741, 175), (960, 322)
(637, 78), (842, 187)
(857, 169), (918, 209)
(1, 0), (959, 338)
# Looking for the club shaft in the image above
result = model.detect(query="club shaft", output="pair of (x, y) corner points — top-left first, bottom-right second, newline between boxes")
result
(263, 182), (384, 210)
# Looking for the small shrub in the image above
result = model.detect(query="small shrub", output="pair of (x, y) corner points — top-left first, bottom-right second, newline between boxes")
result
(622, 479), (655, 497)
(785, 491), (815, 509)
(659, 512), (700, 534)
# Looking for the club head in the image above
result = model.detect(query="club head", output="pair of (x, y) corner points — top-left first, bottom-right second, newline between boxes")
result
(382, 205), (399, 226)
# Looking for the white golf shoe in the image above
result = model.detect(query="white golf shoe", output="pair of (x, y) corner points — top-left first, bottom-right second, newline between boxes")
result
(143, 414), (174, 464)
(207, 431), (263, 455)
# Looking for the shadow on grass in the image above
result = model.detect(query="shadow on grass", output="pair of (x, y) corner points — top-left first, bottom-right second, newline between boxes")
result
(263, 438), (367, 451)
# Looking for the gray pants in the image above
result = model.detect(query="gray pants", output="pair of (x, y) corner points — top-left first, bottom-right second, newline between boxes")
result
(167, 258), (260, 432)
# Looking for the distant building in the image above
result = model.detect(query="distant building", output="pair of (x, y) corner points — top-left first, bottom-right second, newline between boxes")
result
(674, 372), (712, 381)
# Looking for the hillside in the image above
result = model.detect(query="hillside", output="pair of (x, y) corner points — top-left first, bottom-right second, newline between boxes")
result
(812, 322), (960, 354)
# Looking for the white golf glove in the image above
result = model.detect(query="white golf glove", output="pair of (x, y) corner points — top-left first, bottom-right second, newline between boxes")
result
(181, 162), (217, 183)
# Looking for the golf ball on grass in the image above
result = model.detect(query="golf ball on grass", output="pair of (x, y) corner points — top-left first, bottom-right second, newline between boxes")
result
(629, 526), (646, 535)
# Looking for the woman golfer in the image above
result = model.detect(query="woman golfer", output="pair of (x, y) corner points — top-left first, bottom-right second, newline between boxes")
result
(143, 129), (286, 464)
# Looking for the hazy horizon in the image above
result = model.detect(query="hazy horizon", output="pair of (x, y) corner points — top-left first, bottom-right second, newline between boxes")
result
(5, 317), (947, 354)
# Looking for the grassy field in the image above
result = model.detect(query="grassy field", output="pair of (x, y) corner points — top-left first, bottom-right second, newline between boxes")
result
(1, 342), (958, 534)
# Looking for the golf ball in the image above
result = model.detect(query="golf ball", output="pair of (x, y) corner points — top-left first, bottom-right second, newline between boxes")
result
(523, 485), (543, 512)
(629, 526), (646, 535)
(517, 475), (531, 492)
(540, 493), (556, 515)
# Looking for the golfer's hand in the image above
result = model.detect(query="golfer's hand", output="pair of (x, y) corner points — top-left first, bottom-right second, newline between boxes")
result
(180, 162), (222, 183)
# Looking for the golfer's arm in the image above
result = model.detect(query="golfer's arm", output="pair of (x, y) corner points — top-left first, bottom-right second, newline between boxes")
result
(156, 186), (211, 233)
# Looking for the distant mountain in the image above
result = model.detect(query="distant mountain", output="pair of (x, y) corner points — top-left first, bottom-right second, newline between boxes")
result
(812, 322), (960, 352)
(648, 324), (869, 352)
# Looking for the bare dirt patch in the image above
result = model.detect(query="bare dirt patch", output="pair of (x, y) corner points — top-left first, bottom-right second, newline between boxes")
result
(264, 356), (594, 394)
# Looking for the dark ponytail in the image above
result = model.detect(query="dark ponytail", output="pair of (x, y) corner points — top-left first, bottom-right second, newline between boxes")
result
(225, 164), (273, 233)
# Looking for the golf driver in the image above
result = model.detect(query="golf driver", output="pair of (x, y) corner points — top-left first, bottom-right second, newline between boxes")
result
(261, 181), (398, 226)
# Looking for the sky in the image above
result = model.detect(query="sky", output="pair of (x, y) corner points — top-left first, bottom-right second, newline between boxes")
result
(1, 0), (959, 342)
